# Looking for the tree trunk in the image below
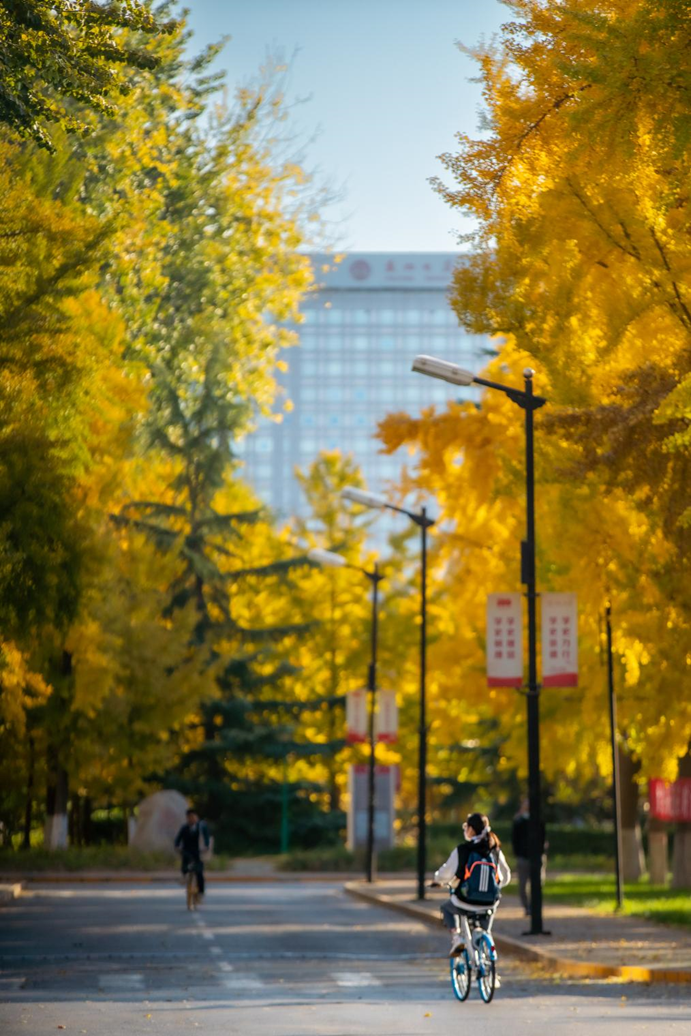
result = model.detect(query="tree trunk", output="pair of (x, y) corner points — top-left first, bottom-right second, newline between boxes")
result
(618, 744), (645, 881)
(647, 816), (668, 885)
(44, 650), (72, 850)
(83, 797), (93, 846)
(672, 747), (691, 890)
(22, 735), (35, 850)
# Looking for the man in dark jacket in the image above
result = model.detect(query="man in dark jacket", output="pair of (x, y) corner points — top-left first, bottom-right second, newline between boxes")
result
(511, 798), (547, 916)
(174, 808), (210, 896)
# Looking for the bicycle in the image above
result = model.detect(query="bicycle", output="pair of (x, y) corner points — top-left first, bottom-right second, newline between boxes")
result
(431, 882), (498, 1004)
(449, 907), (497, 1003)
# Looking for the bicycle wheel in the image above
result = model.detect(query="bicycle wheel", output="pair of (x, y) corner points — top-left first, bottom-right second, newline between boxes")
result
(449, 949), (471, 1001)
(475, 935), (496, 1003)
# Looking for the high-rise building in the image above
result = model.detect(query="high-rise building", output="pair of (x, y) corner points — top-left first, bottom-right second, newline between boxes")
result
(239, 252), (490, 519)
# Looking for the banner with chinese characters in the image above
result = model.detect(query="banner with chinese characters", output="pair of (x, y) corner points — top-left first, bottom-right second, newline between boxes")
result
(375, 690), (398, 743)
(486, 593), (523, 687)
(346, 689), (368, 743)
(541, 592), (578, 687)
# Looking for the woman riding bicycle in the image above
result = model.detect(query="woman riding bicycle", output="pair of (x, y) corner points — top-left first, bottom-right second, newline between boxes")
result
(433, 811), (511, 956)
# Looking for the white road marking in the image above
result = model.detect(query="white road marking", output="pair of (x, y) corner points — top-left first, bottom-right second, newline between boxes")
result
(210, 946), (222, 955)
(331, 971), (382, 987)
(221, 974), (264, 990)
(218, 961), (234, 973)
(202, 930), (214, 940)
(98, 973), (145, 992)
(0, 977), (24, 991)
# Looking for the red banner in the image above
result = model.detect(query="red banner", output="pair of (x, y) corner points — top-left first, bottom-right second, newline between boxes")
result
(649, 778), (691, 822)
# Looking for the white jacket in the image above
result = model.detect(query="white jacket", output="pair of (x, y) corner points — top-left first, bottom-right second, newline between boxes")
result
(434, 845), (511, 913)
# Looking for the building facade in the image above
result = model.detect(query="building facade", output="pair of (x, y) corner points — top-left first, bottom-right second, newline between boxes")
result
(239, 252), (489, 519)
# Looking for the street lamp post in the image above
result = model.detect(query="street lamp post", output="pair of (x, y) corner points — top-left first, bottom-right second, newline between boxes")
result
(307, 547), (383, 883)
(411, 355), (549, 935)
(341, 486), (435, 901)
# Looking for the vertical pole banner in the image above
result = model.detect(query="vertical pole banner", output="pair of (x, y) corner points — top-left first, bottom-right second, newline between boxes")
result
(346, 764), (395, 849)
(346, 689), (368, 743)
(376, 690), (398, 743)
(542, 592), (578, 687)
(486, 593), (523, 687)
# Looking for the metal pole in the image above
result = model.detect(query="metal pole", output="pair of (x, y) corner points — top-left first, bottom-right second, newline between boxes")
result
(523, 369), (545, 936)
(606, 602), (624, 910)
(416, 510), (428, 900)
(366, 564), (379, 883)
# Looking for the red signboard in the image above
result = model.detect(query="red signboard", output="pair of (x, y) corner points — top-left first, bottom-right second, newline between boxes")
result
(649, 778), (691, 822)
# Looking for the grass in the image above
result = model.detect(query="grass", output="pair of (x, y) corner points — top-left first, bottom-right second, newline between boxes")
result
(543, 873), (691, 928)
(0, 845), (233, 873)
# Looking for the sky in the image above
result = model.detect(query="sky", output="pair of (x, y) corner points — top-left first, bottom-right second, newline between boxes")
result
(183, 0), (509, 253)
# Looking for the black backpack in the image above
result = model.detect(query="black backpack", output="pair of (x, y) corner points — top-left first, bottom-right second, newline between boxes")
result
(455, 843), (500, 905)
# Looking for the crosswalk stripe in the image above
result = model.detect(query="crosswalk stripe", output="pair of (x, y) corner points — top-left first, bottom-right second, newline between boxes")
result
(221, 974), (264, 990)
(98, 973), (145, 992)
(331, 971), (382, 987)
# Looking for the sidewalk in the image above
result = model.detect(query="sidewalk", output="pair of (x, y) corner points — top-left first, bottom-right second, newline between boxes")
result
(345, 879), (691, 985)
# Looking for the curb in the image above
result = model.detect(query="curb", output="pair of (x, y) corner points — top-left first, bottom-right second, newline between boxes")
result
(344, 882), (691, 986)
(0, 882), (23, 905)
(0, 871), (367, 885)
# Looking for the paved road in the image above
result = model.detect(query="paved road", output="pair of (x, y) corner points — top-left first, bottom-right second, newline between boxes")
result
(0, 882), (688, 1035)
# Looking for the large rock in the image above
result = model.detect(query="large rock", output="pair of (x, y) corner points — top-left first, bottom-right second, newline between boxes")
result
(129, 790), (188, 854)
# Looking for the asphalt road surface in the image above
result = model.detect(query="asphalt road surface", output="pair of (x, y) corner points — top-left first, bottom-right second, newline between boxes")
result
(0, 881), (688, 1035)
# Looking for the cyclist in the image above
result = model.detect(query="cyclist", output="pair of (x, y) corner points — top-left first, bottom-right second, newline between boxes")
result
(433, 811), (511, 956)
(174, 807), (210, 898)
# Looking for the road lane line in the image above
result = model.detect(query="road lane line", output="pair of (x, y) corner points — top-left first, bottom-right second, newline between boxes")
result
(202, 930), (214, 940)
(331, 971), (382, 987)
(210, 946), (222, 955)
(221, 974), (264, 990)
(98, 973), (145, 992)
(218, 961), (234, 973)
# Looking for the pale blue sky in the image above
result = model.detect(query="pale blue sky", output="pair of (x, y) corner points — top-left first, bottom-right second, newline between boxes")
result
(184, 0), (508, 252)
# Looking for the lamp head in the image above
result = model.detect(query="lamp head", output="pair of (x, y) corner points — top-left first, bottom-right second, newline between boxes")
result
(411, 354), (475, 386)
(341, 486), (387, 510)
(307, 548), (347, 569)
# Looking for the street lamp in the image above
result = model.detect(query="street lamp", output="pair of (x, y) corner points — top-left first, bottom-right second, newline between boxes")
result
(307, 547), (384, 883)
(412, 354), (549, 936)
(341, 485), (435, 902)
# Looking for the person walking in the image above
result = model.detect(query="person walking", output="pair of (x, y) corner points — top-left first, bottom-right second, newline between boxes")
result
(511, 797), (546, 917)
(174, 808), (210, 898)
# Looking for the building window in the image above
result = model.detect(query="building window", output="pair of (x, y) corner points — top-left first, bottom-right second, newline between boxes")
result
(353, 387), (368, 402)
(256, 436), (273, 453)
(353, 360), (367, 376)
(326, 386), (343, 402)
(353, 335), (368, 351)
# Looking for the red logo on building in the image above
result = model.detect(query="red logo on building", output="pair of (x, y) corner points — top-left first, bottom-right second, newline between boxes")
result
(350, 259), (371, 281)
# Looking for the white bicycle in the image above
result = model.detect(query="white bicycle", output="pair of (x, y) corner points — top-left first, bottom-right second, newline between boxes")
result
(448, 906), (497, 1003)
